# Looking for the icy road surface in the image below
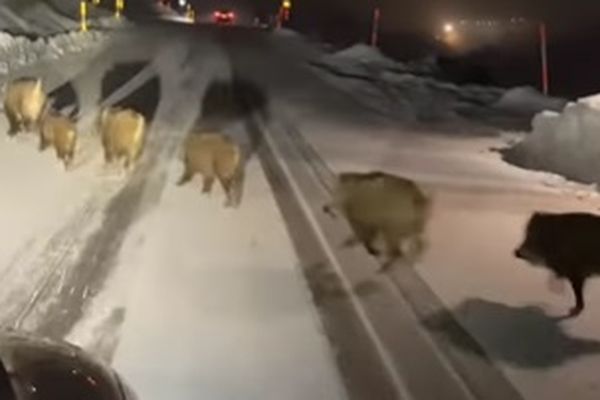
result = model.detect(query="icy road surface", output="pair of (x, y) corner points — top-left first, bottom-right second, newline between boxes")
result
(0, 23), (346, 400)
(2, 19), (600, 400)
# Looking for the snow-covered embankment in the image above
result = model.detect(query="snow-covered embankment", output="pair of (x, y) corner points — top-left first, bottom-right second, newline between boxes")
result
(504, 96), (600, 186)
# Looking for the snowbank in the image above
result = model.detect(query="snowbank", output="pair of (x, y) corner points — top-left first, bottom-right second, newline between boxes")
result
(578, 93), (600, 111)
(504, 102), (600, 185)
(494, 86), (567, 114)
(319, 43), (437, 76)
(328, 43), (397, 68)
(314, 43), (566, 125)
(0, 30), (107, 75)
(0, 1), (114, 36)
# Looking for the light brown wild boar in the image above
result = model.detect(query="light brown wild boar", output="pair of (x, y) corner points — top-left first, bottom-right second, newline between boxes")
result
(324, 171), (430, 271)
(178, 132), (242, 208)
(98, 107), (146, 169)
(4, 77), (47, 136)
(39, 107), (77, 168)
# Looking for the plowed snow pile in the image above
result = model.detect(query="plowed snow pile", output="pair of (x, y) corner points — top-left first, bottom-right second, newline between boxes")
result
(314, 43), (567, 124)
(504, 99), (600, 185)
(0, 30), (106, 75)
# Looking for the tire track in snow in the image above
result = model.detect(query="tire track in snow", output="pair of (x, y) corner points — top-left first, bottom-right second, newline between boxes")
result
(0, 32), (229, 357)
(19, 34), (230, 362)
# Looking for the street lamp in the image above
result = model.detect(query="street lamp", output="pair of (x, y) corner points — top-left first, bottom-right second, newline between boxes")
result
(277, 0), (292, 28)
(370, 7), (381, 47)
(539, 22), (549, 95)
(443, 23), (454, 34)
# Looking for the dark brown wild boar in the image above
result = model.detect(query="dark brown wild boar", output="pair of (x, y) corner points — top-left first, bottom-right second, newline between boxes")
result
(515, 212), (600, 317)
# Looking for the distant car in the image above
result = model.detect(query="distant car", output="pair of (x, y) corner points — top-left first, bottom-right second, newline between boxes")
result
(213, 9), (235, 25)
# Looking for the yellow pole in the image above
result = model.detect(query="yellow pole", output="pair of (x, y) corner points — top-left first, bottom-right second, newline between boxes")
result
(80, 0), (88, 32)
(115, 0), (124, 18)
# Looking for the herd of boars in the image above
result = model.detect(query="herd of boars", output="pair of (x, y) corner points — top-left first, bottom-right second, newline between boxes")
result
(3, 76), (244, 207)
(4, 77), (599, 317)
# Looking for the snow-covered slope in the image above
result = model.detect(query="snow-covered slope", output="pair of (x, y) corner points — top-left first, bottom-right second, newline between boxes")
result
(313, 43), (567, 126)
(0, 0), (113, 36)
(0, 29), (106, 76)
(504, 100), (600, 186)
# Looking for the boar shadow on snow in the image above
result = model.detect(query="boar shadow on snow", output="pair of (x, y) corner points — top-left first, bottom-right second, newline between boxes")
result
(304, 262), (381, 306)
(101, 62), (161, 122)
(423, 298), (600, 369)
(47, 81), (78, 118)
(199, 77), (269, 153)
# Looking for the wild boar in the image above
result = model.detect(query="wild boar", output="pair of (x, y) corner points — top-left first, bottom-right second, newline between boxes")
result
(39, 107), (77, 168)
(4, 77), (47, 136)
(178, 132), (242, 208)
(515, 211), (600, 317)
(98, 107), (146, 169)
(324, 171), (430, 270)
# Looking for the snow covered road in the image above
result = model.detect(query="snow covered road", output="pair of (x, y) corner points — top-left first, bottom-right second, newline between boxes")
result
(226, 28), (600, 400)
(2, 19), (600, 400)
(0, 23), (347, 400)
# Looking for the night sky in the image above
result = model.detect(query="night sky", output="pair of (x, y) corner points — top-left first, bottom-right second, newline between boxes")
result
(191, 0), (600, 34)
(178, 0), (600, 96)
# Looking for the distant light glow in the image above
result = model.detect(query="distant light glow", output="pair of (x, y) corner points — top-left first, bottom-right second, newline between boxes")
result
(443, 23), (454, 33)
(178, 0), (186, 7)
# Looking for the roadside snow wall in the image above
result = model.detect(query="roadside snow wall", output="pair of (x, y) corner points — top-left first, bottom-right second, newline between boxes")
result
(314, 43), (566, 124)
(503, 100), (600, 185)
(0, 29), (107, 76)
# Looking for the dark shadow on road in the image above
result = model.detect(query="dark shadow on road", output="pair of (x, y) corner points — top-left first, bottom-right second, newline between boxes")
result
(48, 81), (78, 118)
(305, 262), (380, 306)
(423, 298), (600, 368)
(101, 62), (161, 121)
(199, 77), (269, 134)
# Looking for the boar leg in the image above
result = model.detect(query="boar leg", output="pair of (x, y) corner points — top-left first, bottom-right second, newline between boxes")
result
(24, 118), (36, 133)
(6, 111), (18, 137)
(381, 232), (403, 271)
(124, 154), (135, 170)
(104, 148), (114, 163)
(345, 221), (378, 256)
(202, 176), (215, 194)
(39, 136), (50, 151)
(177, 167), (193, 186)
(219, 177), (235, 207)
(62, 151), (74, 170)
(568, 275), (586, 316)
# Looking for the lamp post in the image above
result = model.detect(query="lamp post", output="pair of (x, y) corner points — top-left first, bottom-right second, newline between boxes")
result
(370, 7), (381, 47)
